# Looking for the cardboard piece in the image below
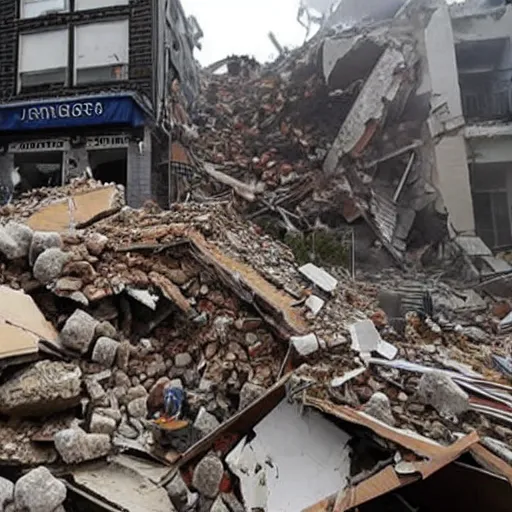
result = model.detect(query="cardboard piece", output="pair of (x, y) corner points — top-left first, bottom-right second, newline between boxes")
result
(0, 285), (58, 360)
(27, 185), (120, 232)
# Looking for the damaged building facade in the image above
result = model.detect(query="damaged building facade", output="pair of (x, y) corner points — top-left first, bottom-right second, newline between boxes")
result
(0, 0), (201, 207)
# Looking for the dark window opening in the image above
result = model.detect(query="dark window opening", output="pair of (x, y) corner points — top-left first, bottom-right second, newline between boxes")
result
(89, 149), (127, 187)
(14, 151), (63, 193)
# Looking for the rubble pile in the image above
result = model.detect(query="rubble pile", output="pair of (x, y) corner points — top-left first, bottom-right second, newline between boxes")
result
(0, 177), (508, 509)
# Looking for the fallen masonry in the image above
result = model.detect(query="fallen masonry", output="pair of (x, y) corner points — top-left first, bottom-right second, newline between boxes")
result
(0, 0), (510, 510)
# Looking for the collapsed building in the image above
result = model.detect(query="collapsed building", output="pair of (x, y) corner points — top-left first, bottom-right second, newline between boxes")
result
(0, 0), (509, 512)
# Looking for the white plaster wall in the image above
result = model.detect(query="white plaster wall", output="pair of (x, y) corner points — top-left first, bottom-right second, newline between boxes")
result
(435, 134), (475, 233)
(423, 3), (464, 125)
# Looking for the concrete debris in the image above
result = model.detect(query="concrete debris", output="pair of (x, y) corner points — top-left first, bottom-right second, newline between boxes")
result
(29, 232), (62, 266)
(299, 264), (338, 293)
(54, 428), (111, 464)
(59, 309), (99, 354)
(192, 454), (224, 499)
(1, 1), (512, 509)
(165, 472), (199, 511)
(417, 371), (470, 421)
(91, 337), (120, 367)
(0, 361), (82, 417)
(33, 248), (70, 284)
(14, 467), (66, 512)
(363, 392), (395, 426)
(0, 478), (13, 510)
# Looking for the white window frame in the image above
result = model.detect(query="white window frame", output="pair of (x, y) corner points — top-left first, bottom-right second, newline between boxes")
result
(18, 28), (69, 92)
(74, 0), (129, 11)
(20, 0), (69, 19)
(73, 20), (129, 86)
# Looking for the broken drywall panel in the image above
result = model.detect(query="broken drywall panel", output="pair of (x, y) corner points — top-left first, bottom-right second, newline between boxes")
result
(226, 400), (352, 512)
(299, 263), (338, 293)
(305, 295), (325, 316)
(291, 333), (320, 356)
(324, 47), (406, 173)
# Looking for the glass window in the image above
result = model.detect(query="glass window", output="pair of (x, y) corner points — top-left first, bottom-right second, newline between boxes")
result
(20, 0), (68, 19)
(74, 20), (129, 85)
(75, 0), (128, 11)
(18, 29), (68, 90)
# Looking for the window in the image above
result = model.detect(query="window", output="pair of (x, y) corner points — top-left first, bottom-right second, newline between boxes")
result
(18, 29), (68, 90)
(75, 0), (128, 11)
(20, 0), (68, 19)
(74, 20), (129, 85)
(471, 163), (512, 249)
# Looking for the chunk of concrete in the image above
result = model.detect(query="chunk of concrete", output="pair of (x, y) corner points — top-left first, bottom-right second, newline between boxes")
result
(33, 248), (70, 284)
(0, 477), (13, 509)
(194, 407), (220, 437)
(165, 472), (199, 511)
(417, 372), (469, 420)
(29, 232), (62, 266)
(5, 222), (33, 259)
(211, 496), (230, 512)
(54, 428), (111, 464)
(85, 233), (108, 256)
(0, 361), (81, 417)
(59, 309), (99, 354)
(14, 467), (66, 512)
(91, 337), (120, 367)
(299, 263), (338, 292)
(0, 227), (21, 260)
(127, 397), (148, 419)
(192, 454), (224, 498)
(84, 379), (106, 403)
(90, 413), (117, 435)
(363, 392), (395, 426)
(291, 333), (320, 356)
(239, 382), (266, 411)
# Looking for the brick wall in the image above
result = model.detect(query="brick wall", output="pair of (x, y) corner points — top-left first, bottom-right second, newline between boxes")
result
(0, 0), (154, 105)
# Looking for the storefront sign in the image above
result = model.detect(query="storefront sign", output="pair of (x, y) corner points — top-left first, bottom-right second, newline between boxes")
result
(0, 95), (145, 132)
(8, 139), (68, 153)
(86, 134), (131, 149)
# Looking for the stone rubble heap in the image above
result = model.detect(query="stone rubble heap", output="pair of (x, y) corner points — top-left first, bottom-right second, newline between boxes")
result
(0, 180), (508, 510)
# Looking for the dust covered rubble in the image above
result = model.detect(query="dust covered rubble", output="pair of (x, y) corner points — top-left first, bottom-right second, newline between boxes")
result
(0, 184), (507, 477)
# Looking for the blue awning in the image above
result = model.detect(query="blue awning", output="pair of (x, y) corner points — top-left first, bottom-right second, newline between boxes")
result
(0, 94), (146, 132)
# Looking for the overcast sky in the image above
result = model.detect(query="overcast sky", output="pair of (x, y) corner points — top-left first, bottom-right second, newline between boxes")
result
(183, 0), (308, 65)
(183, 0), (465, 66)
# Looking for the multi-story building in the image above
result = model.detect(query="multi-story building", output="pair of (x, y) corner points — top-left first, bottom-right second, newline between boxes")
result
(0, 0), (201, 207)
(450, 0), (512, 251)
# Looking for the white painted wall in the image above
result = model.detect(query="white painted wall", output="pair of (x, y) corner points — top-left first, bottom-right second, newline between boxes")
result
(423, 2), (464, 128)
(75, 20), (129, 69)
(435, 134), (475, 233)
(75, 0), (128, 9)
(19, 29), (68, 72)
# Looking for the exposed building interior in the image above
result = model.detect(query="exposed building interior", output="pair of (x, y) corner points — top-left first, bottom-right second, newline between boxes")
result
(88, 148), (128, 187)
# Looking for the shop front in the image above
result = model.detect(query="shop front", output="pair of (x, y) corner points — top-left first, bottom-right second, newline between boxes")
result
(0, 94), (152, 206)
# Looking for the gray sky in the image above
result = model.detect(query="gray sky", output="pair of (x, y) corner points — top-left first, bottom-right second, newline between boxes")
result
(183, 0), (308, 65)
(184, 0), (465, 66)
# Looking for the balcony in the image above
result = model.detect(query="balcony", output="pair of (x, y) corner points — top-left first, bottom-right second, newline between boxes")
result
(461, 83), (512, 122)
